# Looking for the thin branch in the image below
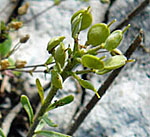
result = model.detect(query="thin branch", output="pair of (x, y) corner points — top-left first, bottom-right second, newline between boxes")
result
(112, 0), (150, 31)
(24, 0), (67, 24)
(0, 62), (54, 72)
(65, 30), (143, 135)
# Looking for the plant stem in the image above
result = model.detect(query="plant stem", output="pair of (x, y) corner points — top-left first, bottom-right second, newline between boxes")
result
(27, 85), (58, 137)
(65, 30), (143, 135)
(26, 56), (78, 137)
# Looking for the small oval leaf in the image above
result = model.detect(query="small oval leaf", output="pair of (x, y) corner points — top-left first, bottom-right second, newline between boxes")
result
(47, 95), (74, 111)
(20, 95), (34, 124)
(36, 78), (44, 104)
(42, 114), (58, 127)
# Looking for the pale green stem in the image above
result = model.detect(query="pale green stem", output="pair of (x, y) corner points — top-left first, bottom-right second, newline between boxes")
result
(27, 85), (58, 137)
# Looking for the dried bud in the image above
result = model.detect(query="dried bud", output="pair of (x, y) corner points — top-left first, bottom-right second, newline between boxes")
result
(9, 21), (23, 30)
(15, 60), (27, 68)
(18, 2), (30, 15)
(20, 34), (30, 43)
(0, 59), (10, 69)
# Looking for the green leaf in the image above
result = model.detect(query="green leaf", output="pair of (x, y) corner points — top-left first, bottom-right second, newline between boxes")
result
(36, 78), (44, 104)
(0, 35), (12, 57)
(20, 95), (34, 125)
(35, 130), (71, 137)
(45, 55), (54, 65)
(0, 128), (6, 137)
(47, 95), (74, 112)
(42, 114), (58, 127)
(73, 73), (100, 98)
(104, 55), (127, 70)
(34, 119), (46, 132)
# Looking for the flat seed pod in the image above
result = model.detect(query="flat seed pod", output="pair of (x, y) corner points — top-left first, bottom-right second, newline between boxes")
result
(104, 24), (130, 51)
(54, 42), (66, 68)
(51, 70), (63, 89)
(71, 7), (92, 31)
(0, 35), (12, 57)
(81, 54), (104, 70)
(104, 55), (127, 70)
(47, 36), (65, 53)
(104, 30), (123, 51)
(87, 23), (110, 46)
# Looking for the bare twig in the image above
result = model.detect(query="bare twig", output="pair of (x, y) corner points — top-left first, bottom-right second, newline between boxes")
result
(24, 0), (67, 24)
(112, 0), (150, 31)
(65, 30), (143, 135)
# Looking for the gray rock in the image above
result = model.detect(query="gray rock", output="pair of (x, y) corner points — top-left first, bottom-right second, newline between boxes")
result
(1, 0), (150, 136)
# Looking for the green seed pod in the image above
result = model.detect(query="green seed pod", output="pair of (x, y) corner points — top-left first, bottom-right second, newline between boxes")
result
(0, 35), (12, 58)
(104, 24), (130, 51)
(81, 54), (104, 70)
(47, 36), (65, 53)
(104, 55), (127, 70)
(87, 23), (110, 46)
(54, 42), (66, 68)
(71, 6), (92, 31)
(51, 70), (63, 89)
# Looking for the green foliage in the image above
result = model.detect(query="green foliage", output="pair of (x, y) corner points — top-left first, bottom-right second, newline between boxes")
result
(73, 73), (100, 98)
(14, 5), (130, 137)
(46, 95), (74, 111)
(36, 78), (44, 104)
(42, 114), (58, 127)
(35, 130), (71, 137)
(20, 95), (34, 125)
(0, 35), (12, 58)
(0, 128), (6, 137)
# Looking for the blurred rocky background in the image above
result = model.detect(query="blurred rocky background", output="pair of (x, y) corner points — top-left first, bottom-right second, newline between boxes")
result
(0, 0), (150, 137)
